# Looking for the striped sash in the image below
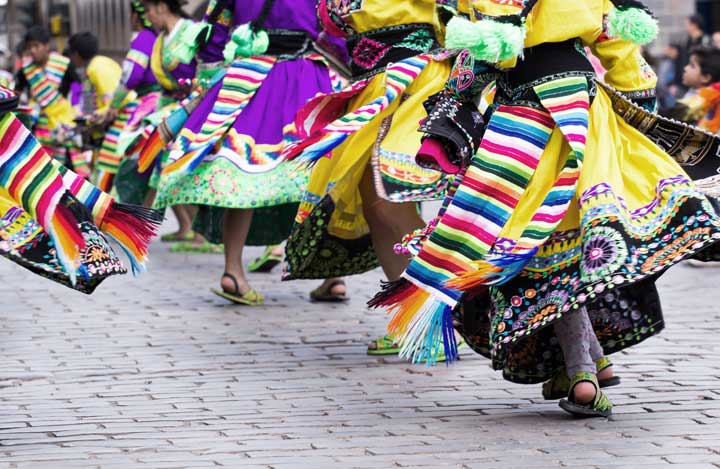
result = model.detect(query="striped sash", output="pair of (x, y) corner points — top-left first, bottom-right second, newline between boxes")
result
(23, 52), (70, 109)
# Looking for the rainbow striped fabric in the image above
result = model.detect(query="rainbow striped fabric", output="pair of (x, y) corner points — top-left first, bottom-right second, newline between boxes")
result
(96, 100), (140, 187)
(372, 76), (591, 365)
(0, 112), (86, 281)
(22, 53), (70, 109)
(283, 54), (435, 165)
(162, 56), (278, 176)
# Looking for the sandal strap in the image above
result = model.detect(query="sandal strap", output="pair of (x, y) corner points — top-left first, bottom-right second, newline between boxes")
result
(568, 371), (600, 404)
(595, 356), (613, 374)
(222, 272), (240, 294)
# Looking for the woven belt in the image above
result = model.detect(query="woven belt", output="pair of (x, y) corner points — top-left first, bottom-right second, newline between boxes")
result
(266, 30), (313, 60)
(346, 23), (441, 81)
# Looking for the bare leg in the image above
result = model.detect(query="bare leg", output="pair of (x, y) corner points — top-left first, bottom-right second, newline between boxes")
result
(357, 166), (425, 351)
(358, 167), (425, 281)
(143, 188), (157, 209)
(220, 208), (254, 294)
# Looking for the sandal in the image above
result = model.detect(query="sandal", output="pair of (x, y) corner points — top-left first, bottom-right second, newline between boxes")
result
(310, 279), (349, 302)
(161, 232), (195, 242)
(559, 372), (613, 418)
(367, 335), (400, 356)
(542, 356), (621, 400)
(211, 272), (265, 306)
(248, 245), (283, 273)
(170, 241), (224, 254)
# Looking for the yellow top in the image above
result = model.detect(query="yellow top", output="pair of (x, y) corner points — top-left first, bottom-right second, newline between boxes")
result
(333, 0), (441, 34)
(471, 0), (656, 92)
(86, 55), (122, 113)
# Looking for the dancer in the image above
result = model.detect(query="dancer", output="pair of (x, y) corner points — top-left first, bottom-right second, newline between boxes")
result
(128, 0), (197, 242)
(15, 26), (79, 163)
(153, 0), (340, 305)
(0, 85), (162, 293)
(282, 0), (456, 348)
(368, 0), (720, 418)
(94, 1), (162, 195)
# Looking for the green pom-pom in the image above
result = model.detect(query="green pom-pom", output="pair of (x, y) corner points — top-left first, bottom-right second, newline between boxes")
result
(445, 16), (525, 64)
(223, 24), (270, 64)
(607, 6), (659, 46)
(172, 22), (210, 65)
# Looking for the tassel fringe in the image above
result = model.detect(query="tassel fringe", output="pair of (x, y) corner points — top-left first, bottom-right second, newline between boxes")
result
(100, 203), (164, 275)
(446, 248), (538, 291)
(369, 279), (458, 366)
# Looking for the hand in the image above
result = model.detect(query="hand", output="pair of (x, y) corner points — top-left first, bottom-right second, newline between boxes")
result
(104, 107), (119, 123)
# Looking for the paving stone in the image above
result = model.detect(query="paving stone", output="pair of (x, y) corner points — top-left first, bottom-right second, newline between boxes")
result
(0, 232), (718, 466)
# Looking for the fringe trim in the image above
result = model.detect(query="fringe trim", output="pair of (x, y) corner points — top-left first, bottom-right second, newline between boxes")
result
(446, 248), (538, 291)
(100, 203), (164, 275)
(369, 279), (458, 366)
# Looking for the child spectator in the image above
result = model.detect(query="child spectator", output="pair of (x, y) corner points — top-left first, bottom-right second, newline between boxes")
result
(677, 47), (720, 134)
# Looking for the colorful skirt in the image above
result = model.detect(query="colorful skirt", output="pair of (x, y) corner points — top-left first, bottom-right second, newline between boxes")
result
(283, 56), (451, 280)
(381, 82), (720, 381)
(153, 56), (333, 245)
(94, 91), (161, 193)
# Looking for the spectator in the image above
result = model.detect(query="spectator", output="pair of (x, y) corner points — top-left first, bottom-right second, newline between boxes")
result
(669, 47), (720, 134)
(674, 15), (712, 96)
(713, 31), (720, 49)
(657, 44), (682, 113)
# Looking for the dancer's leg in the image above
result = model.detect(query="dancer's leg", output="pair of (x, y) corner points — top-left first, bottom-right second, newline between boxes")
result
(554, 309), (600, 404)
(220, 208), (254, 294)
(358, 166), (425, 282)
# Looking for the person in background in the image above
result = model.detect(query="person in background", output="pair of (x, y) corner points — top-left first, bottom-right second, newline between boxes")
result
(657, 44), (681, 114)
(676, 47), (720, 133)
(14, 26), (80, 163)
(712, 31), (720, 49)
(675, 15), (711, 96)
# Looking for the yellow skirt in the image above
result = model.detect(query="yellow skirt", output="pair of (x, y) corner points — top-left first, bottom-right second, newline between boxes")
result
(284, 59), (450, 280)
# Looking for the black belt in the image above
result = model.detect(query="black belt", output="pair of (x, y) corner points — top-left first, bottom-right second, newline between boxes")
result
(346, 23), (441, 81)
(506, 39), (594, 89)
(266, 30), (313, 59)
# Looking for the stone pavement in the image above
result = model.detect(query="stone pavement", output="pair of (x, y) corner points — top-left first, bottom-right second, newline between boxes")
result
(0, 227), (719, 468)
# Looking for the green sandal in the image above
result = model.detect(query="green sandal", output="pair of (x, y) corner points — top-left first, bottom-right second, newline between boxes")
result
(559, 372), (613, 418)
(211, 273), (265, 306)
(367, 335), (400, 356)
(161, 232), (194, 243)
(542, 356), (621, 400)
(170, 241), (224, 254)
(248, 245), (283, 273)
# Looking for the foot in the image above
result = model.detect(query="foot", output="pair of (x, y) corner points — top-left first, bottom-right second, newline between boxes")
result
(597, 364), (614, 382)
(161, 231), (194, 242)
(367, 335), (400, 355)
(572, 381), (598, 405)
(270, 245), (283, 257)
(221, 271), (251, 296)
(309, 278), (349, 302)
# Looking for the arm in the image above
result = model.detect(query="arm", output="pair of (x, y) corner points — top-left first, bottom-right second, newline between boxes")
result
(60, 62), (81, 97)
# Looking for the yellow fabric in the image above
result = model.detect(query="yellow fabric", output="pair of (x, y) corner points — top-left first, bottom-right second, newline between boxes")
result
(343, 0), (442, 36)
(44, 97), (76, 129)
(86, 55), (122, 114)
(299, 59), (449, 240)
(469, 0), (656, 91)
(497, 86), (687, 243)
(151, 34), (178, 91)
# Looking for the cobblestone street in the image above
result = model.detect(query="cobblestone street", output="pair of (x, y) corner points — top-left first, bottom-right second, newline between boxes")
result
(0, 225), (719, 468)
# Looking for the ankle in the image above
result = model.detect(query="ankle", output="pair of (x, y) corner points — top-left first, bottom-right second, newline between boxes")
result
(597, 365), (614, 381)
(572, 381), (597, 404)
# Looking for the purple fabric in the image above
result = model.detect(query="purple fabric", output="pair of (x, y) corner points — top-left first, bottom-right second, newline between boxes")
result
(228, 59), (331, 144)
(183, 58), (332, 145)
(198, 0), (347, 65)
(241, 0), (321, 39)
(70, 81), (83, 107)
(124, 29), (158, 90)
(170, 59), (196, 85)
